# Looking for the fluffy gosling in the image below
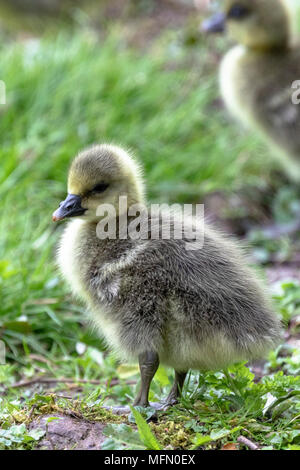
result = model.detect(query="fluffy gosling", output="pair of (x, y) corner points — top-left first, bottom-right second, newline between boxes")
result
(52, 144), (282, 407)
(203, 0), (300, 182)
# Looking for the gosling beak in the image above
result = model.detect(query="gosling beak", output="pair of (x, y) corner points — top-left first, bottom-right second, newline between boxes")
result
(202, 12), (226, 33)
(52, 194), (86, 222)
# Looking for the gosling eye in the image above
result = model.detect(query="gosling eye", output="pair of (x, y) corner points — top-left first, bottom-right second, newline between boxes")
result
(227, 4), (251, 20)
(91, 182), (109, 194)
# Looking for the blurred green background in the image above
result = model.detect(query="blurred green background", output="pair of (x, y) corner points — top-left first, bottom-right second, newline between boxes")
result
(0, 0), (299, 365)
(0, 2), (299, 452)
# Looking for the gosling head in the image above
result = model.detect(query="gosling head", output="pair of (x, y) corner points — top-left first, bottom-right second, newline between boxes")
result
(52, 144), (145, 223)
(203, 0), (290, 50)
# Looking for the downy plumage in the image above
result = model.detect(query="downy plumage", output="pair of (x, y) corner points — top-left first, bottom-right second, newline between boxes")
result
(52, 144), (282, 407)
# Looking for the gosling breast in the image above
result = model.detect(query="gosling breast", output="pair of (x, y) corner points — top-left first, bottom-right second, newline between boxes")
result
(57, 214), (282, 371)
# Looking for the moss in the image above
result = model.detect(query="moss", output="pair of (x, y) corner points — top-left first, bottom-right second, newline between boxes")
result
(17, 394), (125, 426)
(11, 410), (28, 424)
(80, 405), (126, 424)
(150, 420), (194, 449)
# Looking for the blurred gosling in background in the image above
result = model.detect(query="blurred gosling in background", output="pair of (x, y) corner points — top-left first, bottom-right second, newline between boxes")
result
(52, 144), (282, 408)
(203, 0), (300, 182)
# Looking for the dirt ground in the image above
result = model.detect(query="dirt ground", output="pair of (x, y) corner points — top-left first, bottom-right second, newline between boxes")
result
(29, 414), (107, 450)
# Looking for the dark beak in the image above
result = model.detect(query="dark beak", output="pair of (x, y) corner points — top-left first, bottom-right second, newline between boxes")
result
(52, 194), (86, 222)
(202, 12), (226, 34)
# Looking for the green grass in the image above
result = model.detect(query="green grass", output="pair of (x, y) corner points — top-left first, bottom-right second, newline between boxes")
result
(0, 28), (299, 450)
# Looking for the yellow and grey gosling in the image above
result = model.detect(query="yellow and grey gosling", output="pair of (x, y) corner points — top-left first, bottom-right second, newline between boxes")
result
(203, 0), (300, 182)
(52, 144), (282, 407)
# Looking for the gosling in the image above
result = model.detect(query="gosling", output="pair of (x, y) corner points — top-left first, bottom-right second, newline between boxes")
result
(52, 144), (282, 407)
(203, 0), (300, 182)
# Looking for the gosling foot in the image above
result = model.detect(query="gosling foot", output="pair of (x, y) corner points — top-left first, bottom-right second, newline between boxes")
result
(160, 370), (187, 410)
(158, 393), (179, 411)
(133, 396), (150, 407)
(164, 396), (179, 407)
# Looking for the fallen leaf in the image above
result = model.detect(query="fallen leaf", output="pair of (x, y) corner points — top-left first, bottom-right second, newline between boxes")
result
(221, 442), (239, 450)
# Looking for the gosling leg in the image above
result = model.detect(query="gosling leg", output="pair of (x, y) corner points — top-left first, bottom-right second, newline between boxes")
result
(164, 370), (187, 406)
(133, 351), (159, 407)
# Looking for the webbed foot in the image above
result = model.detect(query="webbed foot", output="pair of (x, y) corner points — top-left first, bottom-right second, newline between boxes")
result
(133, 397), (150, 407)
(161, 370), (187, 409)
